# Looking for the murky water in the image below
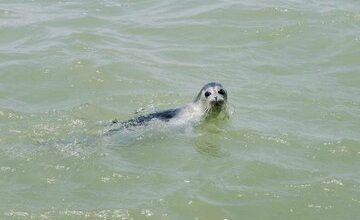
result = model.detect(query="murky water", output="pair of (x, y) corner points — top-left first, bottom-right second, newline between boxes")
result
(1, 0), (360, 219)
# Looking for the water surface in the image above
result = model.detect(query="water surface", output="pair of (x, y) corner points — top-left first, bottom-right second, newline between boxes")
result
(1, 0), (360, 219)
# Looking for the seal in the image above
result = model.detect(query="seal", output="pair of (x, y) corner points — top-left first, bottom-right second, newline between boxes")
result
(106, 82), (228, 134)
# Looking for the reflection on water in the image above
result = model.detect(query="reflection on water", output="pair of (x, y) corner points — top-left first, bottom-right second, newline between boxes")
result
(194, 139), (225, 158)
(194, 118), (231, 158)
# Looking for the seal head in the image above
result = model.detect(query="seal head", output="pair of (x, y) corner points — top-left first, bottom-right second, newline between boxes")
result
(194, 82), (228, 118)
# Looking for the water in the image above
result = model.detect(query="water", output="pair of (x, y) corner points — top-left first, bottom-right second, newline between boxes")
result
(1, 0), (360, 219)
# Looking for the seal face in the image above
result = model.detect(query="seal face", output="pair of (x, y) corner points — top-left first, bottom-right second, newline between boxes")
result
(194, 82), (228, 118)
(106, 82), (228, 134)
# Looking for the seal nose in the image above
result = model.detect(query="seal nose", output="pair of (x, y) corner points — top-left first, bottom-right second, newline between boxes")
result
(210, 99), (224, 107)
(214, 96), (218, 101)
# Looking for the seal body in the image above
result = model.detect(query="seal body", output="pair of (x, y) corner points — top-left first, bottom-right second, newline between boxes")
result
(106, 82), (228, 133)
(120, 108), (181, 127)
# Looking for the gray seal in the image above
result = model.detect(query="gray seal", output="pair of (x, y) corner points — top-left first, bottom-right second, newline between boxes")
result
(106, 82), (228, 134)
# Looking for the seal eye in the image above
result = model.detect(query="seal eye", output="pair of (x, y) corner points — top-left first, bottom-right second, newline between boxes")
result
(218, 89), (226, 95)
(204, 91), (211, 98)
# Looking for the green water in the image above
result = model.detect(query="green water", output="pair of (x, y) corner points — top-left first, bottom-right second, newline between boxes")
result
(1, 0), (360, 219)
